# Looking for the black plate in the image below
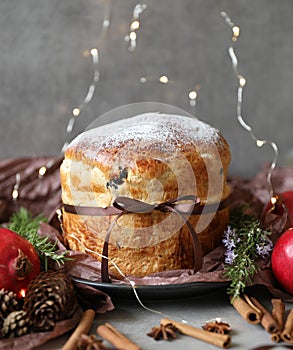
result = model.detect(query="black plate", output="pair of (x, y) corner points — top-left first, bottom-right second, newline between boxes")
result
(72, 277), (229, 300)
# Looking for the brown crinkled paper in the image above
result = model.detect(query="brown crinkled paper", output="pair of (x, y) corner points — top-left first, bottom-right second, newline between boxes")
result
(0, 158), (293, 303)
(0, 157), (63, 221)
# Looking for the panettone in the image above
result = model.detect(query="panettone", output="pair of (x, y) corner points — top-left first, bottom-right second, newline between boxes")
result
(60, 113), (231, 278)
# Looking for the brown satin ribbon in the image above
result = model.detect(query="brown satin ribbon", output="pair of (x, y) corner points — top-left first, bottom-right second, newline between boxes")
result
(63, 195), (229, 283)
(63, 196), (230, 216)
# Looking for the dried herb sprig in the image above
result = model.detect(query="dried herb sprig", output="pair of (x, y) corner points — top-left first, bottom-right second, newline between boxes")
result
(223, 207), (273, 301)
(7, 208), (69, 270)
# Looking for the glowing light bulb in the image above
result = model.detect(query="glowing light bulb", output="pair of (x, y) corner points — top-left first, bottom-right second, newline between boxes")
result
(72, 108), (80, 117)
(19, 289), (26, 298)
(271, 196), (277, 205)
(239, 76), (246, 87)
(129, 31), (137, 41)
(189, 90), (198, 108)
(12, 173), (20, 200)
(90, 48), (98, 56)
(38, 166), (47, 177)
(188, 90), (197, 100)
(159, 75), (169, 84)
(103, 19), (110, 29)
(232, 26), (240, 41)
(12, 189), (18, 200)
(256, 140), (266, 147)
(130, 20), (140, 31)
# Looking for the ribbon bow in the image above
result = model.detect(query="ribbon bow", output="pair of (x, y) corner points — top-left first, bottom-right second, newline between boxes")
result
(101, 195), (203, 283)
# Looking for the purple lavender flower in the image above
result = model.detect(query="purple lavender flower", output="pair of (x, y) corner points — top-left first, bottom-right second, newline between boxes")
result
(224, 250), (238, 265)
(222, 226), (239, 250)
(223, 226), (240, 265)
(256, 236), (273, 258)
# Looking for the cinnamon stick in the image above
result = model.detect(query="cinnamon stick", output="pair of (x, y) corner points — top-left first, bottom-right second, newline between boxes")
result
(231, 295), (261, 324)
(249, 296), (279, 334)
(62, 309), (95, 350)
(271, 332), (282, 343)
(271, 298), (285, 331)
(281, 308), (293, 343)
(271, 298), (285, 342)
(97, 323), (141, 350)
(161, 318), (231, 348)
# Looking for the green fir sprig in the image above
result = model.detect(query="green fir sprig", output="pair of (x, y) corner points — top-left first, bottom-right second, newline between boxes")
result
(223, 207), (273, 301)
(7, 208), (69, 270)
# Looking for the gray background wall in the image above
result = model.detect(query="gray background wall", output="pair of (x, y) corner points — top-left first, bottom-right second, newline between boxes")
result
(0, 0), (292, 177)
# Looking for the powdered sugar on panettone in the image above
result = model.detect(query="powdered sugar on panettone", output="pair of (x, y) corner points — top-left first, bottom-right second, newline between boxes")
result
(67, 113), (224, 160)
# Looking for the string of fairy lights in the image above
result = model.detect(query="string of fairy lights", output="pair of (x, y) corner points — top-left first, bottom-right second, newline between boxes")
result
(124, 3), (147, 51)
(123, 3), (200, 113)
(11, 4), (280, 212)
(221, 11), (279, 199)
(123, 3), (200, 114)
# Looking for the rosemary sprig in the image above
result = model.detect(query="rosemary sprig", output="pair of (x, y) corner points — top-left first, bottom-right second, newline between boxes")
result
(223, 207), (273, 301)
(7, 207), (69, 270)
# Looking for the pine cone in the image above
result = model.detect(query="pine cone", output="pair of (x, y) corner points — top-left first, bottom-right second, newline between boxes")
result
(0, 289), (21, 328)
(2, 310), (31, 338)
(24, 270), (77, 332)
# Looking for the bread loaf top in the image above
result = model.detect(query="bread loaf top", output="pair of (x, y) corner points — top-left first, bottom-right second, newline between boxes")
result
(66, 113), (227, 159)
(61, 113), (231, 207)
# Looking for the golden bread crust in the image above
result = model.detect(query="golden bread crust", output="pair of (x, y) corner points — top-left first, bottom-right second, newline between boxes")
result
(60, 113), (231, 277)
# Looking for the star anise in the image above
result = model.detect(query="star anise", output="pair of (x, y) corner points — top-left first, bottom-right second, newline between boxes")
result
(202, 320), (231, 334)
(77, 334), (110, 350)
(147, 323), (178, 341)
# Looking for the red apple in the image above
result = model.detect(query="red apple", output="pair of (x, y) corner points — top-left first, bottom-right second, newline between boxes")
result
(271, 228), (293, 295)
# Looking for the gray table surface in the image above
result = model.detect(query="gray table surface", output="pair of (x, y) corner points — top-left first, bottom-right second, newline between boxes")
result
(37, 286), (292, 350)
